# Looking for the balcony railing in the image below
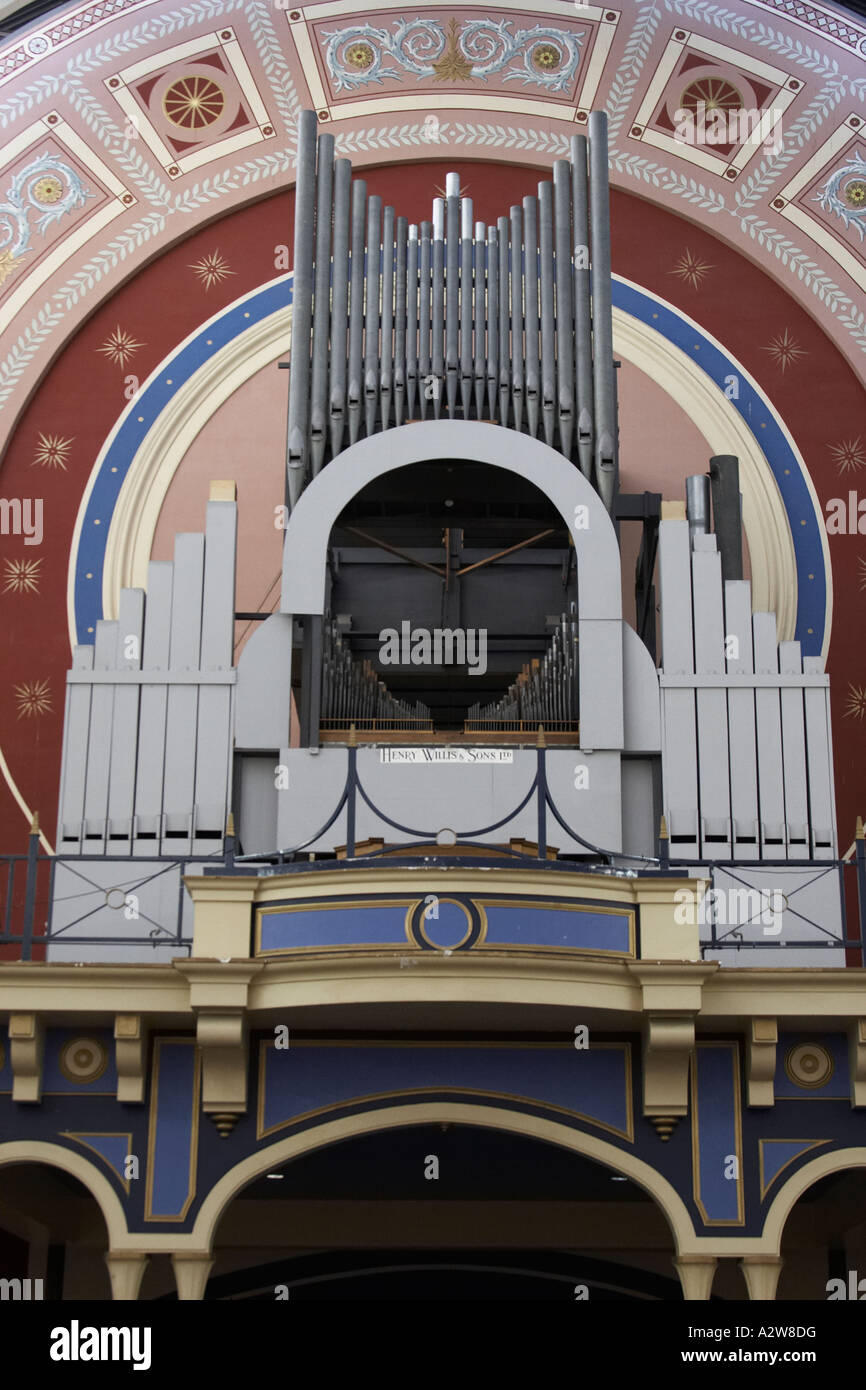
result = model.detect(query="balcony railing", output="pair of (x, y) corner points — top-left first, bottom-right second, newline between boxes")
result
(2, 744), (864, 962)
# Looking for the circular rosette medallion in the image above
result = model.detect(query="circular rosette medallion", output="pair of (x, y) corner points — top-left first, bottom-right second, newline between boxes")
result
(60, 1036), (108, 1085)
(784, 1042), (834, 1090)
(531, 42), (563, 74)
(843, 177), (866, 211)
(407, 896), (484, 951)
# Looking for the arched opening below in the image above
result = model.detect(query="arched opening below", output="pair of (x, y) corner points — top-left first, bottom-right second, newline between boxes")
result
(166, 1124), (686, 1301)
(778, 1167), (866, 1301)
(0, 1162), (111, 1301)
(321, 459), (577, 738)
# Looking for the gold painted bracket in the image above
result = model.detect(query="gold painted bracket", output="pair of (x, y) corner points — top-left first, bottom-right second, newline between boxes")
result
(115, 1014), (147, 1104)
(9, 1012), (44, 1103)
(630, 962), (716, 1121)
(642, 1014), (695, 1121)
(848, 1019), (866, 1107)
(748, 1018), (778, 1107)
(174, 962), (264, 1120)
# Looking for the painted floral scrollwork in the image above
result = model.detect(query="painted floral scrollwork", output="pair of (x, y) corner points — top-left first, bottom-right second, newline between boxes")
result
(814, 148), (866, 242)
(0, 152), (91, 259)
(323, 17), (583, 94)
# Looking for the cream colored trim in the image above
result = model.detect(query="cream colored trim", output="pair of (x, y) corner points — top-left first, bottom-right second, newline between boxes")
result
(189, 1101), (697, 1254)
(298, 0), (607, 17)
(761, 1146), (866, 1254)
(0, 1140), (129, 1249)
(329, 94), (575, 122)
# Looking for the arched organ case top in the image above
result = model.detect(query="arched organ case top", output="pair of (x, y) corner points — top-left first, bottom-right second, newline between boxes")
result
(284, 109), (619, 511)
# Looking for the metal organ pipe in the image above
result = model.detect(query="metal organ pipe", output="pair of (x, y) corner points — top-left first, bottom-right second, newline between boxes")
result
(309, 132), (333, 479)
(432, 197), (445, 420)
(553, 160), (575, 462)
(571, 134), (594, 480)
(406, 224), (418, 420)
(510, 204), (524, 435)
(329, 157), (351, 461)
(363, 195), (382, 438)
(394, 215), (408, 427)
(486, 225), (499, 420)
(445, 172), (460, 419)
(538, 181), (556, 449)
(286, 110), (317, 506)
(588, 111), (617, 511)
(523, 195), (539, 439)
(347, 176), (367, 446)
(473, 221), (486, 419)
(418, 220), (432, 419)
(380, 204), (395, 431)
(460, 196), (474, 419)
(498, 214), (510, 427)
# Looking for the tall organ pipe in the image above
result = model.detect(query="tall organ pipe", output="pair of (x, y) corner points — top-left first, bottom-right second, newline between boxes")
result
(510, 204), (524, 435)
(588, 111), (617, 511)
(445, 172), (460, 418)
(473, 221), (486, 418)
(347, 177), (367, 446)
(394, 216), (408, 426)
(380, 204), (395, 431)
(406, 225), (419, 420)
(571, 134), (594, 480)
(364, 195), (382, 437)
(460, 197), (473, 418)
(309, 132), (333, 478)
(418, 220), (432, 419)
(329, 158), (351, 460)
(538, 181), (556, 449)
(498, 214), (510, 427)
(486, 226), (499, 420)
(286, 110), (317, 506)
(523, 195), (539, 438)
(553, 159), (574, 461)
(432, 197), (445, 420)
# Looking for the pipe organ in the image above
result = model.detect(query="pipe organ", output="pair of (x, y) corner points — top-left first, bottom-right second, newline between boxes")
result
(467, 614), (579, 734)
(48, 108), (841, 974)
(286, 108), (619, 512)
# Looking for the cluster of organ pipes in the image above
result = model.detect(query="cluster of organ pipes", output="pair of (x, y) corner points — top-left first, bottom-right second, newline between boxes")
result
(286, 109), (619, 511)
(321, 619), (433, 731)
(466, 614), (579, 732)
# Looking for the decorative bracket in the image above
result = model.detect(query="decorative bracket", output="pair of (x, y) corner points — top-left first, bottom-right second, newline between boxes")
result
(9, 1013), (44, 1103)
(114, 1014), (147, 1104)
(849, 1018), (866, 1107)
(747, 1017), (778, 1107)
(174, 962), (263, 1124)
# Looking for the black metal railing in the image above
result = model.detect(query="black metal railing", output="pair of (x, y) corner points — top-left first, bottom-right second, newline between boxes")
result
(2, 749), (864, 962)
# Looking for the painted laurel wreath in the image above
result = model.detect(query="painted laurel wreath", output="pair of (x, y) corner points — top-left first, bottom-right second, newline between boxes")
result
(323, 18), (583, 94)
(0, 152), (91, 258)
(813, 150), (866, 242)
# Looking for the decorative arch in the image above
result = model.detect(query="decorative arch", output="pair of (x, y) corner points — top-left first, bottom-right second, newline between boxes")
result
(280, 420), (621, 623)
(0, 1140), (128, 1250)
(762, 1146), (866, 1255)
(191, 1100), (695, 1256)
